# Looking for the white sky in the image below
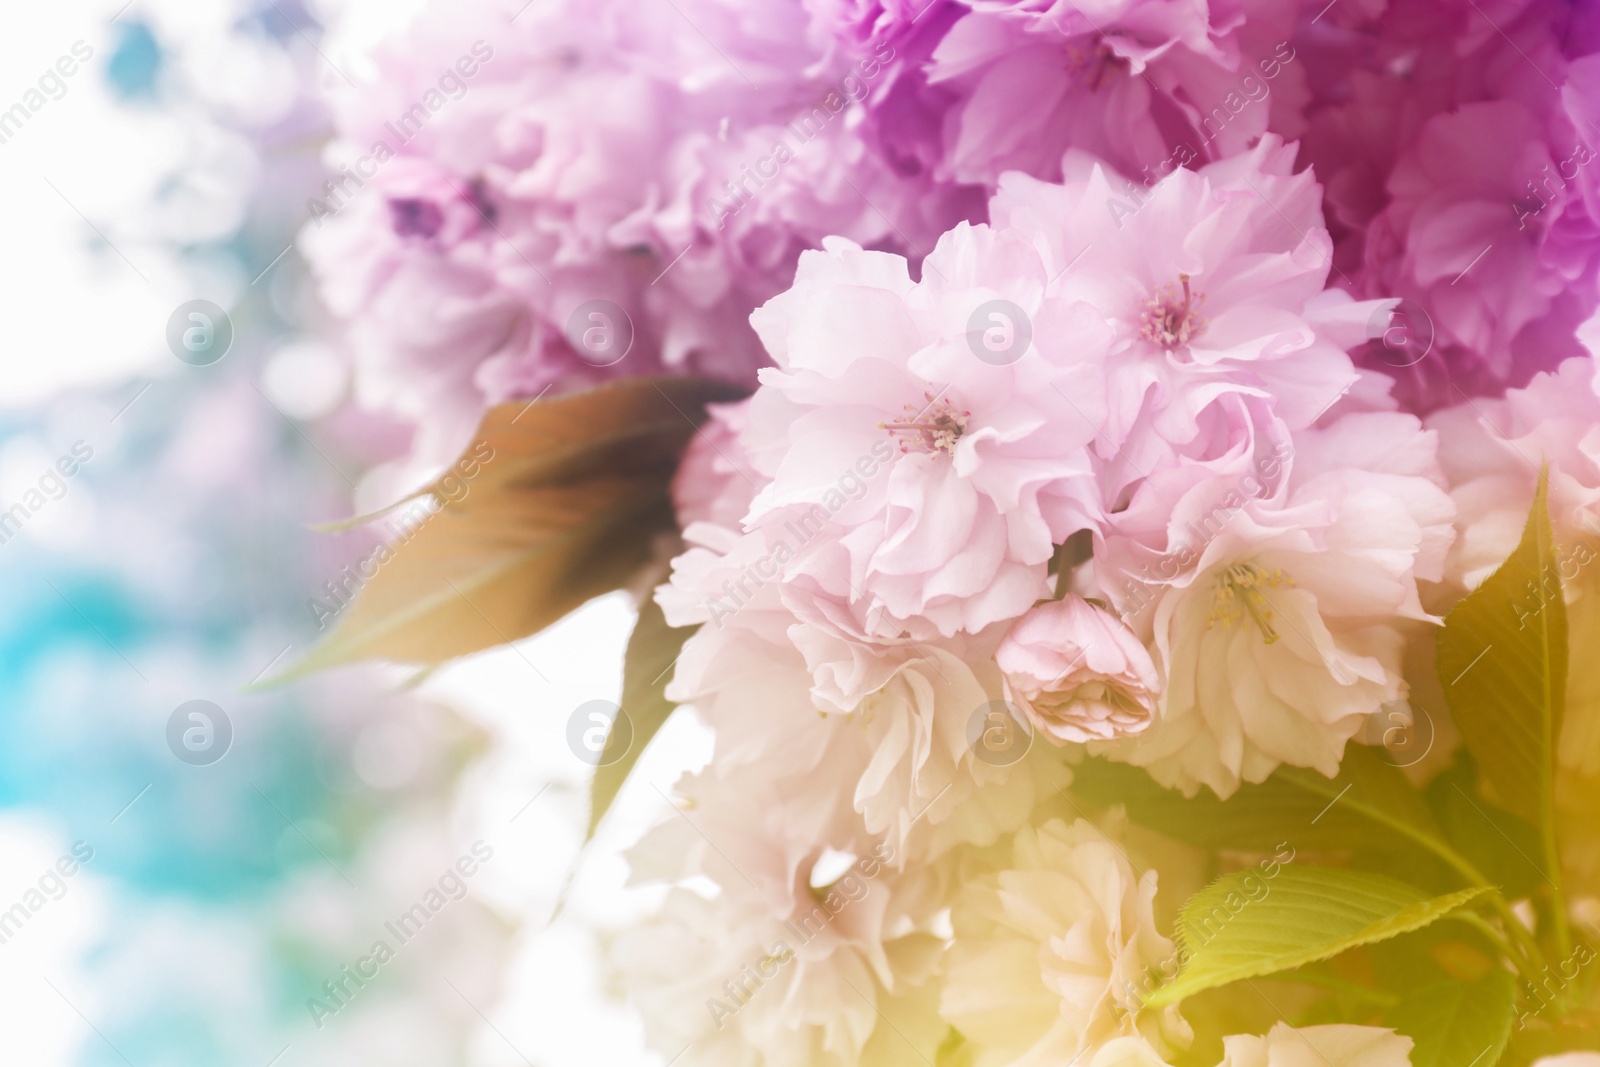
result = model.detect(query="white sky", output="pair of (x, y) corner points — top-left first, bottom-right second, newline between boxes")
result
(0, 0), (428, 409)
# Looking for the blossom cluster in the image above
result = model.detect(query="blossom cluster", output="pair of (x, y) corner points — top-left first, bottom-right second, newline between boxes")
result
(305, 0), (1600, 1064)
(637, 134), (1482, 1064)
(308, 0), (1600, 461)
(304, 0), (977, 463)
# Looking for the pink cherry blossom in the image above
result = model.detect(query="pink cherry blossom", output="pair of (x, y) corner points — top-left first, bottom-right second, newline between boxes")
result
(1294, 0), (1600, 411)
(1099, 410), (1454, 797)
(672, 400), (761, 533)
(996, 596), (1161, 743)
(306, 0), (972, 467)
(743, 227), (1112, 642)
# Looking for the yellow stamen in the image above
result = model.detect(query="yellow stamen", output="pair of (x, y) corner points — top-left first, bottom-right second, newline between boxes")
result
(1207, 563), (1292, 643)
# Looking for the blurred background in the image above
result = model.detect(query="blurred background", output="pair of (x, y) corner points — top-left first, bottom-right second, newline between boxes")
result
(0, 2), (695, 1063)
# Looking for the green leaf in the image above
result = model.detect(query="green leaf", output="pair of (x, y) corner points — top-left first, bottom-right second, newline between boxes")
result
(1425, 752), (1545, 899)
(1384, 969), (1517, 1067)
(587, 597), (692, 838)
(1366, 912), (1505, 997)
(1436, 470), (1566, 835)
(263, 377), (742, 682)
(1264, 962), (1403, 1023)
(1506, 1008), (1600, 1067)
(1145, 866), (1491, 1008)
(1071, 747), (1454, 864)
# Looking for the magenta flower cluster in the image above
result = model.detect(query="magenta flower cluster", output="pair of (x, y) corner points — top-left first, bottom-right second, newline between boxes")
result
(308, 0), (1600, 461)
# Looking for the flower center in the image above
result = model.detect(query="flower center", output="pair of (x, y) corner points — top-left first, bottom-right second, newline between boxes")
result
(1206, 563), (1291, 643)
(389, 198), (445, 239)
(1067, 38), (1124, 92)
(1043, 681), (1142, 714)
(1139, 274), (1207, 350)
(880, 391), (971, 455)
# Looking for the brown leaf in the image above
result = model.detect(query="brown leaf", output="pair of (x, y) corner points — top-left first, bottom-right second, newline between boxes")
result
(433, 377), (746, 497)
(264, 376), (746, 682)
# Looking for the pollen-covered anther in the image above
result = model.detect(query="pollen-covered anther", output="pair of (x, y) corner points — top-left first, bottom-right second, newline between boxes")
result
(1206, 563), (1292, 643)
(880, 391), (972, 455)
(1139, 273), (1208, 350)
